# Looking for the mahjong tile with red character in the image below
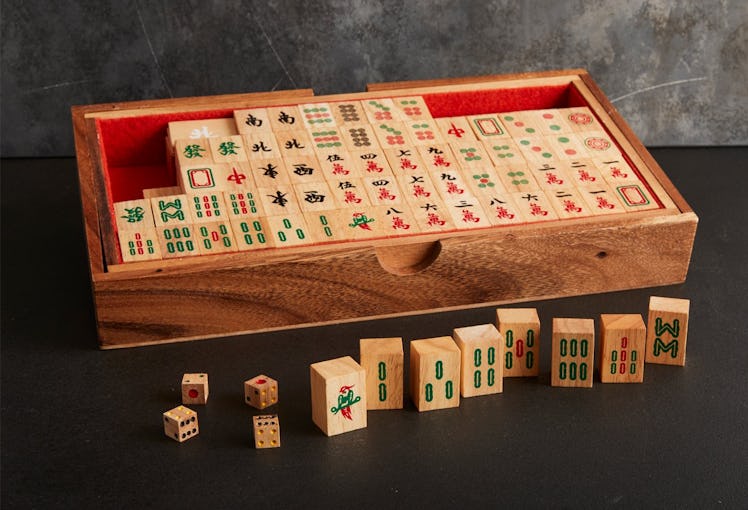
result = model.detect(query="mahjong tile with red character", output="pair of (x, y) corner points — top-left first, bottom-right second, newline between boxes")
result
(266, 105), (302, 131)
(431, 170), (471, 202)
(396, 173), (440, 203)
(548, 188), (593, 219)
(408, 198), (457, 233)
(482, 139), (526, 167)
(593, 157), (642, 186)
(531, 162), (572, 190)
(223, 190), (265, 218)
(299, 102), (338, 130)
(511, 190), (560, 222)
(391, 96), (432, 121)
(316, 150), (360, 180)
(372, 122), (412, 149)
(561, 160), (606, 188)
(339, 124), (380, 152)
(285, 155), (323, 184)
(450, 141), (491, 169)
(435, 117), (478, 143)
(580, 187), (627, 216)
(330, 100), (366, 124)
(417, 144), (459, 173)
(293, 181), (339, 212)
(372, 204), (421, 238)
(328, 179), (371, 208)
(363, 176), (405, 206)
(404, 120), (444, 146)
(466, 114), (510, 140)
(208, 135), (249, 163)
(212, 162), (255, 191)
(250, 158), (291, 186)
(561, 107), (602, 132)
(242, 132), (282, 160)
(445, 198), (492, 230)
(234, 108), (273, 134)
(362, 98), (401, 123)
(350, 148), (392, 177)
(476, 193), (526, 226)
(384, 147), (425, 175)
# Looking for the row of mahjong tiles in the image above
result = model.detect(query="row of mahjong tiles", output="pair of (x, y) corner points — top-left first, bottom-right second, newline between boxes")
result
(112, 102), (661, 263)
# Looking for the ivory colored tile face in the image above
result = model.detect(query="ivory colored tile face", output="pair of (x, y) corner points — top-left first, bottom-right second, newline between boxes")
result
(551, 318), (595, 388)
(310, 356), (367, 436)
(466, 114), (511, 140)
(646, 296), (690, 366)
(299, 102), (338, 130)
(453, 324), (503, 397)
(230, 217), (274, 251)
(599, 314), (646, 383)
(168, 118), (238, 146)
(234, 108), (273, 134)
(391, 96), (432, 121)
(435, 117), (478, 143)
(117, 228), (162, 263)
(410, 336), (461, 412)
(360, 338), (404, 410)
(330, 100), (366, 125)
(194, 221), (238, 254)
(496, 308), (541, 377)
(208, 135), (249, 163)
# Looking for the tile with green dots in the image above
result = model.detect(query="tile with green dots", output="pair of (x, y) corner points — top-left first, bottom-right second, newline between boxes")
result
(466, 114), (510, 140)
(514, 137), (560, 165)
(449, 141), (491, 169)
(416, 144), (460, 172)
(481, 139), (526, 167)
(299, 102), (338, 130)
(405, 120), (444, 146)
(371, 122), (412, 148)
(495, 163), (540, 193)
(362, 98), (402, 124)
(525, 109), (573, 135)
(391, 96), (432, 121)
(548, 133), (590, 160)
(463, 167), (508, 196)
(475, 193), (526, 226)
(499, 111), (543, 138)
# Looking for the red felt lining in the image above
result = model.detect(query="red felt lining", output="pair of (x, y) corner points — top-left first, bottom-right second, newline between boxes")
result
(421, 85), (571, 117)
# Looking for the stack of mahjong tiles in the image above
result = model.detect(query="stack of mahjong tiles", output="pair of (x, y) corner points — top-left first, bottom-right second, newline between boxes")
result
(113, 97), (660, 263)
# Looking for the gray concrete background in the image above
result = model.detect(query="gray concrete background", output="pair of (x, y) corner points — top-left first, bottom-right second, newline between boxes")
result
(2, 0), (746, 157)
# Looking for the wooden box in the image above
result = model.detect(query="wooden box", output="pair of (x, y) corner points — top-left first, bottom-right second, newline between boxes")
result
(72, 69), (697, 348)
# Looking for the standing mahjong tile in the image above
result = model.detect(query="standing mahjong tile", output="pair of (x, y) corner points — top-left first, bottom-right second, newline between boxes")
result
(316, 150), (360, 180)
(594, 157), (642, 186)
(417, 144), (459, 173)
(167, 118), (237, 146)
(408, 199), (456, 233)
(551, 318), (595, 388)
(339, 124), (380, 152)
(431, 169), (471, 202)
(466, 114), (510, 140)
(548, 133), (589, 160)
(175, 139), (212, 172)
(299, 102), (337, 130)
(258, 185), (302, 215)
(464, 167), (506, 196)
(234, 108), (273, 135)
(114, 199), (161, 262)
(547, 188), (593, 219)
(560, 159), (605, 188)
(396, 173), (440, 203)
(177, 163), (224, 194)
(212, 162), (255, 192)
(250, 158), (291, 186)
(613, 183), (660, 211)
(384, 147), (425, 175)
(494, 163), (540, 193)
(446, 198), (492, 230)
(511, 190), (560, 222)
(561, 107), (602, 132)
(404, 120), (444, 146)
(275, 130), (315, 158)
(372, 121), (412, 149)
(224, 190), (265, 218)
(450, 141), (490, 170)
(151, 194), (200, 257)
(303, 210), (354, 244)
(362, 176), (405, 206)
(351, 149), (393, 177)
(242, 132), (282, 160)
(285, 155), (323, 184)
(328, 179), (371, 208)
(330, 100), (366, 124)
(265, 214), (314, 247)
(293, 181), (339, 212)
(266, 105), (302, 131)
(499, 111), (542, 138)
(577, 131), (622, 159)
(195, 221), (237, 254)
(435, 117), (478, 143)
(476, 193), (525, 226)
(391, 96), (432, 121)
(527, 109), (573, 135)
(307, 128), (345, 152)
(362, 98), (401, 123)
(579, 187), (626, 216)
(482, 139), (526, 167)
(187, 192), (228, 223)
(208, 135), (248, 163)
(230, 217), (274, 251)
(151, 194), (194, 226)
(531, 162), (572, 190)
(514, 137), (560, 165)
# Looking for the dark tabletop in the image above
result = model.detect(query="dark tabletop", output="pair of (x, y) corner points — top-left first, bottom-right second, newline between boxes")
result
(2, 147), (747, 509)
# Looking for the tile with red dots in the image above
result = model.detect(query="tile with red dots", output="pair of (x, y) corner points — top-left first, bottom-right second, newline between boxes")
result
(372, 122), (412, 148)
(234, 107), (273, 134)
(511, 190), (560, 222)
(514, 137), (560, 165)
(362, 98), (402, 123)
(417, 144), (460, 173)
(499, 112), (543, 138)
(330, 100), (366, 124)
(384, 147), (426, 175)
(450, 141), (491, 169)
(435, 117), (478, 143)
(404, 120), (445, 146)
(299, 102), (338, 130)
(547, 133), (590, 160)
(527, 109), (574, 135)
(561, 107), (602, 132)
(392, 96), (432, 121)
(351, 149), (393, 177)
(466, 114), (510, 140)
